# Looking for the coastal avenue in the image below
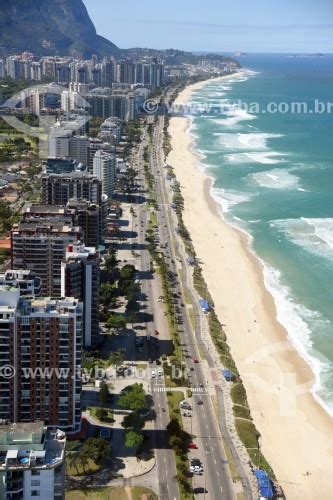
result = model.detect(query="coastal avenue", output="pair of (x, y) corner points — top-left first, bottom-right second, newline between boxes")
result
(133, 103), (252, 498)
(152, 102), (254, 498)
(131, 90), (253, 497)
(149, 116), (234, 500)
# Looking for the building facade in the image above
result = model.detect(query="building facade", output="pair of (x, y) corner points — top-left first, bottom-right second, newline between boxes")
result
(61, 243), (100, 347)
(93, 150), (116, 199)
(42, 172), (102, 207)
(0, 289), (82, 430)
(11, 221), (82, 297)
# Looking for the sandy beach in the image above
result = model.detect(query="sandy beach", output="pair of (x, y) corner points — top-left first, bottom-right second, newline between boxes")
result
(168, 73), (333, 499)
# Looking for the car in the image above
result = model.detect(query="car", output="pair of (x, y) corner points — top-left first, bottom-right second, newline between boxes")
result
(180, 400), (192, 410)
(158, 369), (163, 377)
(188, 442), (198, 449)
(154, 330), (160, 335)
(190, 458), (201, 466)
(151, 370), (156, 378)
(193, 358), (199, 363)
(192, 487), (208, 494)
(190, 465), (203, 475)
(197, 400), (204, 405)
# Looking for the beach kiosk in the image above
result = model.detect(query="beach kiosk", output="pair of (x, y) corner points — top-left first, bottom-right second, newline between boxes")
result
(254, 469), (274, 499)
(199, 298), (210, 313)
(222, 369), (235, 381)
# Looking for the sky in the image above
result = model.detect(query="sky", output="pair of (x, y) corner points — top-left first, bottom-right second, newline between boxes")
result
(83, 0), (333, 53)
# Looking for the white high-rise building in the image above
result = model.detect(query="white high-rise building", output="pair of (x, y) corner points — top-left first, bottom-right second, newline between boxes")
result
(0, 422), (66, 500)
(93, 150), (116, 199)
(48, 134), (70, 158)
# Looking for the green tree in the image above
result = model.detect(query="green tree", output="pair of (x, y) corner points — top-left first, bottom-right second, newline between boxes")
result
(121, 412), (145, 430)
(81, 437), (109, 464)
(119, 264), (136, 281)
(118, 383), (147, 411)
(126, 298), (140, 314)
(124, 430), (144, 448)
(106, 313), (127, 331)
(108, 348), (126, 371)
(99, 381), (110, 405)
(66, 452), (79, 475)
(95, 408), (108, 421)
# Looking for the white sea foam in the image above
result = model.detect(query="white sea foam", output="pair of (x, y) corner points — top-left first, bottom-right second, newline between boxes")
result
(227, 151), (285, 165)
(249, 168), (300, 189)
(270, 218), (333, 260)
(216, 132), (284, 150)
(211, 187), (253, 213)
(212, 108), (257, 127)
(260, 260), (333, 416)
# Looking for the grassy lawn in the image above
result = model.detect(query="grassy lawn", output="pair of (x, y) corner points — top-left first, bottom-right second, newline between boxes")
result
(166, 390), (184, 421)
(66, 457), (102, 477)
(230, 383), (248, 407)
(66, 486), (158, 500)
(88, 406), (114, 424)
(233, 404), (251, 420)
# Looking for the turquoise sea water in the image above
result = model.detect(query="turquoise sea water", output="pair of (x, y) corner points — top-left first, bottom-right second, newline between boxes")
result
(187, 54), (333, 414)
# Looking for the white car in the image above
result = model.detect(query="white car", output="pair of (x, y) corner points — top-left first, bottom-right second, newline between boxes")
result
(180, 400), (192, 410)
(190, 465), (203, 475)
(158, 369), (163, 377)
(151, 370), (156, 378)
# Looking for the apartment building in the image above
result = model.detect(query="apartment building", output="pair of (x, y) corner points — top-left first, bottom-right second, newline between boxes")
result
(0, 289), (82, 430)
(93, 150), (117, 199)
(0, 422), (66, 500)
(11, 221), (82, 297)
(0, 270), (42, 297)
(61, 243), (100, 347)
(42, 172), (102, 207)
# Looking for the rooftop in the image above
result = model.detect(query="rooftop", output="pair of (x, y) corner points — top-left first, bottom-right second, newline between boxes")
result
(0, 423), (66, 471)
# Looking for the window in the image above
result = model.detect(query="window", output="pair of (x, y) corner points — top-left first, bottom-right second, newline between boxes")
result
(31, 470), (40, 476)
(31, 491), (40, 497)
(31, 480), (40, 486)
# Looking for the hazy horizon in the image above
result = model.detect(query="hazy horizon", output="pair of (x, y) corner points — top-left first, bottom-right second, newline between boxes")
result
(83, 0), (333, 53)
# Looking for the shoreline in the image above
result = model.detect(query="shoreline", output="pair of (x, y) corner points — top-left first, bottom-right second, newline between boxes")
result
(168, 73), (333, 498)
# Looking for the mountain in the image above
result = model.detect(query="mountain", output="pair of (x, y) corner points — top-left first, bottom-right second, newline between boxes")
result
(0, 0), (120, 58)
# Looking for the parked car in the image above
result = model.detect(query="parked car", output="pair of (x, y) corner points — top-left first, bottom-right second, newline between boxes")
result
(193, 358), (199, 363)
(188, 442), (198, 450)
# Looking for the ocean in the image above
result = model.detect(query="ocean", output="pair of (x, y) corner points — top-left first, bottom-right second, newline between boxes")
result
(186, 53), (333, 415)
